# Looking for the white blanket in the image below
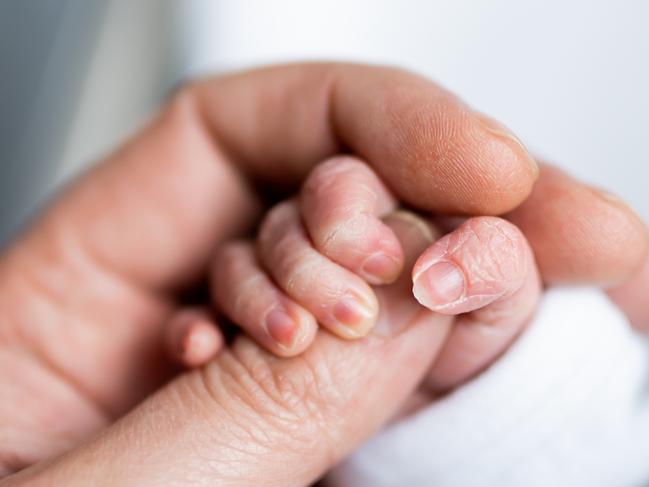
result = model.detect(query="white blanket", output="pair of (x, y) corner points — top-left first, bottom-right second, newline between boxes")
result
(329, 288), (649, 486)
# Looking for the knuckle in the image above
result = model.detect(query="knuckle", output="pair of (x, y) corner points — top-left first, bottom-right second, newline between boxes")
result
(302, 156), (366, 207)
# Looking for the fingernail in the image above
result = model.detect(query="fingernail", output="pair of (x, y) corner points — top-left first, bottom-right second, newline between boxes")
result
(596, 187), (636, 211)
(594, 187), (646, 226)
(333, 295), (375, 337)
(385, 210), (437, 244)
(597, 189), (624, 205)
(360, 252), (401, 284)
(475, 113), (539, 177)
(412, 261), (465, 310)
(266, 309), (298, 348)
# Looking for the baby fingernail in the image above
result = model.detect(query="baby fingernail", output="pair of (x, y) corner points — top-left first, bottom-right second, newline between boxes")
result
(413, 261), (465, 310)
(360, 252), (401, 284)
(266, 309), (298, 348)
(333, 295), (375, 337)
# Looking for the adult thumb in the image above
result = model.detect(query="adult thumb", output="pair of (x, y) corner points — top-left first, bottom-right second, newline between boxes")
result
(5, 213), (450, 487)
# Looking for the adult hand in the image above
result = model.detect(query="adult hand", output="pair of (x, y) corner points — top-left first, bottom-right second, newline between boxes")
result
(505, 164), (649, 330)
(0, 63), (646, 485)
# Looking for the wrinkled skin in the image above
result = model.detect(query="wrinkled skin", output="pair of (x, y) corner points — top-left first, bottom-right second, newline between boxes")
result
(0, 63), (646, 486)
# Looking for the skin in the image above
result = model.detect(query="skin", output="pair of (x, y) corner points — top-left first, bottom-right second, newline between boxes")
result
(0, 63), (646, 485)
(163, 309), (223, 367)
(169, 157), (541, 395)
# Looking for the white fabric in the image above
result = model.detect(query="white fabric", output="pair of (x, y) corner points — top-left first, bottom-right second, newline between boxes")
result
(329, 288), (649, 487)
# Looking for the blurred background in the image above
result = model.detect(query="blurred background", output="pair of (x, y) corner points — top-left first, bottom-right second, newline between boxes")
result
(1, 0), (648, 244)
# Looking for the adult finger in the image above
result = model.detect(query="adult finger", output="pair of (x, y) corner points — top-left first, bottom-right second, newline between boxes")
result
(194, 63), (538, 215)
(607, 256), (649, 331)
(6, 63), (539, 294)
(5, 214), (452, 487)
(0, 62), (539, 439)
(412, 217), (541, 391)
(506, 164), (648, 287)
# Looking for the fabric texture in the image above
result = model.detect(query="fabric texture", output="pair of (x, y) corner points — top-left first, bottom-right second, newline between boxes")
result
(328, 288), (649, 487)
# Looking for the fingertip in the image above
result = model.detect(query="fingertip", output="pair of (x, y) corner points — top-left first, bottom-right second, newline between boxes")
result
(358, 244), (404, 285)
(412, 217), (529, 314)
(590, 187), (649, 284)
(265, 309), (298, 349)
(473, 113), (539, 178)
(461, 112), (538, 215)
(181, 320), (223, 367)
(354, 82), (537, 215)
(331, 292), (378, 339)
(508, 164), (649, 286)
(165, 310), (223, 368)
(265, 303), (318, 356)
(421, 218), (541, 392)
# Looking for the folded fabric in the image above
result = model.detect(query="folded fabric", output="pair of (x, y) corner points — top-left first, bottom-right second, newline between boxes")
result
(328, 288), (649, 487)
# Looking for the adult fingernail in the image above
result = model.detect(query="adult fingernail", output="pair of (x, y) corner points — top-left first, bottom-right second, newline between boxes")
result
(595, 188), (644, 218)
(412, 261), (465, 310)
(333, 295), (375, 338)
(360, 252), (401, 284)
(266, 309), (298, 348)
(593, 187), (649, 242)
(475, 113), (539, 178)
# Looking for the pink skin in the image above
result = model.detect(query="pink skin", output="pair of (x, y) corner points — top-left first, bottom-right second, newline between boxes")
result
(608, 257), (649, 331)
(163, 309), (223, 367)
(165, 158), (542, 391)
(300, 156), (404, 284)
(256, 200), (378, 339)
(412, 217), (541, 390)
(2, 64), (645, 484)
(211, 241), (318, 357)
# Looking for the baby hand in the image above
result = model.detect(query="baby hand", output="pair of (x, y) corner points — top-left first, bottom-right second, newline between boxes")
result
(165, 156), (540, 391)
